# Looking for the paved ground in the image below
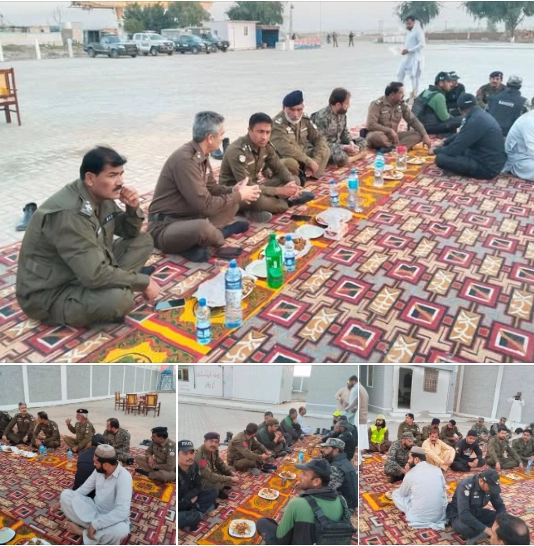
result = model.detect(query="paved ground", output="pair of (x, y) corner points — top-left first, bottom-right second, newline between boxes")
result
(2, 392), (176, 446)
(2, 42), (534, 247)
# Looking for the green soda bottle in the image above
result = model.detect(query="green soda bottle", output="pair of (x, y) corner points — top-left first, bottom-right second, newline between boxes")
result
(265, 233), (284, 289)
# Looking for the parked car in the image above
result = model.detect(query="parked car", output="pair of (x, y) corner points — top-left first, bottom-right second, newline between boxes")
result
(174, 35), (210, 54)
(132, 32), (174, 56)
(200, 32), (229, 52)
(84, 35), (138, 58)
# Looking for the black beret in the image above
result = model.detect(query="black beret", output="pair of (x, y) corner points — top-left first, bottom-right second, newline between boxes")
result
(76, 409), (88, 414)
(283, 90), (304, 107)
(204, 432), (220, 440)
(152, 426), (168, 434)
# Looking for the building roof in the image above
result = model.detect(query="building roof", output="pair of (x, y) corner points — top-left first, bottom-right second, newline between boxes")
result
(257, 25), (280, 30)
(210, 20), (259, 24)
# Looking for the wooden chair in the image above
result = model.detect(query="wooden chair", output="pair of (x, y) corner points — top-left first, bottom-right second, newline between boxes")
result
(125, 393), (141, 415)
(144, 393), (161, 417)
(0, 68), (21, 126)
(114, 391), (126, 411)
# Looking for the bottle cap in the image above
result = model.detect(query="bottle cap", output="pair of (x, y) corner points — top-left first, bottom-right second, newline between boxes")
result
(286, 234), (292, 241)
(229, 260), (237, 267)
(350, 168), (356, 174)
(329, 179), (335, 184)
(199, 298), (206, 306)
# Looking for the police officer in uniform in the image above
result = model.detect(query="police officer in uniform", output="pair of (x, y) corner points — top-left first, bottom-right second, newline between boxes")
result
(178, 439), (218, 531)
(32, 411), (61, 449)
(397, 413), (423, 447)
(135, 426), (176, 482)
(486, 425), (523, 471)
(16, 146), (159, 327)
(195, 432), (240, 499)
(0, 410), (12, 439)
(422, 418), (441, 442)
(219, 112), (314, 223)
(476, 71), (506, 108)
(64, 409), (95, 453)
(487, 75), (530, 136)
(2, 402), (34, 445)
(445, 71), (466, 115)
(446, 468), (506, 544)
(227, 423), (273, 474)
(103, 418), (132, 464)
(270, 90), (330, 184)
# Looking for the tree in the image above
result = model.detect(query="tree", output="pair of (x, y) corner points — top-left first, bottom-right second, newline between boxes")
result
(51, 6), (64, 27)
(395, 1), (443, 27)
(463, 1), (534, 38)
(123, 2), (173, 34)
(123, 18), (144, 35)
(226, 1), (284, 25)
(167, 2), (210, 27)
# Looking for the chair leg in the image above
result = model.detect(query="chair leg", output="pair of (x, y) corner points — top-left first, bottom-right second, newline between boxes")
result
(15, 102), (21, 126)
(5, 106), (11, 124)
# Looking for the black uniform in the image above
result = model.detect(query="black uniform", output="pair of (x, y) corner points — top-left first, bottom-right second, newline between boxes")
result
(446, 82), (467, 115)
(0, 412), (12, 437)
(331, 452), (358, 511)
(487, 87), (529, 136)
(446, 474), (506, 539)
(178, 461), (218, 530)
(451, 438), (486, 472)
(434, 106), (507, 179)
(73, 446), (96, 499)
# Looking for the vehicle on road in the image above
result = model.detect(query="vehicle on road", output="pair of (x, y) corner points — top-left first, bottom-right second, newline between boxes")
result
(174, 34), (210, 54)
(132, 32), (174, 56)
(199, 32), (229, 52)
(84, 35), (138, 58)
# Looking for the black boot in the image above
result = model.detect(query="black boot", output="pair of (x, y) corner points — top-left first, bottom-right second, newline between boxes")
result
(314, 428), (321, 435)
(16, 202), (37, 231)
(211, 137), (230, 160)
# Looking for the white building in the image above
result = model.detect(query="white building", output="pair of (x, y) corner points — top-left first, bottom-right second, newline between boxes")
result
(208, 20), (257, 50)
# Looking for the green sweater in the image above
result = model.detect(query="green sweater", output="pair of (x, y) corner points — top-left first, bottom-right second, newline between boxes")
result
(421, 89), (451, 122)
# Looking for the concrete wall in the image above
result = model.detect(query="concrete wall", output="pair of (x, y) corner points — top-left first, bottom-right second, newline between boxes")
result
(0, 32), (64, 46)
(306, 366), (358, 415)
(361, 364), (392, 413)
(28, 365), (61, 403)
(457, 365), (498, 418)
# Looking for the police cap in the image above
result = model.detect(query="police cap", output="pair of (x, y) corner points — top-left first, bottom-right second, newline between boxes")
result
(283, 90), (304, 107)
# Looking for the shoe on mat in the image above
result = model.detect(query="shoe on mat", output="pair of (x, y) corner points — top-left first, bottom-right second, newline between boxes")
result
(126, 457), (135, 466)
(378, 146), (394, 153)
(178, 245), (210, 263)
(135, 468), (150, 477)
(16, 202), (37, 231)
(245, 211), (273, 223)
(384, 491), (393, 500)
(139, 439), (151, 446)
(261, 465), (275, 474)
(288, 191), (315, 207)
(221, 220), (249, 238)
(466, 531), (489, 545)
(314, 428), (321, 435)
(249, 467), (261, 475)
(390, 475), (404, 483)
(263, 463), (277, 470)
(217, 489), (229, 499)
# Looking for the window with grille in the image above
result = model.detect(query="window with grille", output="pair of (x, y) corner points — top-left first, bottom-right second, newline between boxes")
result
(424, 368), (439, 393)
(367, 365), (374, 388)
(178, 367), (189, 381)
(244, 26), (248, 36)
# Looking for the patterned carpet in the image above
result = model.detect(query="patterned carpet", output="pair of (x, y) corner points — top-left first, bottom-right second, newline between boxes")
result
(1, 141), (533, 362)
(0, 444), (175, 545)
(359, 454), (534, 545)
(178, 435), (358, 545)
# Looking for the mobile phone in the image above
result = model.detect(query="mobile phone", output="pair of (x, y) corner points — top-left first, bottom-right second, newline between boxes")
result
(154, 299), (186, 311)
(290, 214), (312, 222)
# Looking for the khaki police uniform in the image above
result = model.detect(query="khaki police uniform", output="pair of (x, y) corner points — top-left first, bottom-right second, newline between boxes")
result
(440, 424), (463, 447)
(16, 179), (153, 327)
(366, 96), (427, 150)
(148, 141), (241, 255)
(486, 436), (522, 469)
(194, 444), (234, 491)
(227, 431), (269, 471)
(64, 419), (95, 452)
(396, 422), (422, 447)
(219, 134), (298, 215)
(270, 111), (330, 179)
(103, 427), (131, 463)
(32, 419), (61, 448)
(4, 413), (35, 445)
(512, 437), (534, 465)
(135, 438), (176, 482)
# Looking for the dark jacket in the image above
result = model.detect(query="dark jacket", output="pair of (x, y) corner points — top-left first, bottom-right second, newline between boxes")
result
(487, 87), (529, 136)
(435, 106), (507, 176)
(446, 82), (467, 110)
(178, 461), (203, 511)
(73, 447), (96, 498)
(331, 453), (358, 510)
(446, 474), (506, 535)
(280, 416), (302, 441)
(454, 438), (484, 464)
(257, 426), (280, 451)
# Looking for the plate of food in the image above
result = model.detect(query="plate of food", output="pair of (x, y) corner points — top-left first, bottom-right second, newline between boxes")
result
(315, 208), (353, 227)
(383, 170), (404, 180)
(19, 451), (38, 458)
(258, 487), (280, 500)
(245, 259), (267, 279)
(0, 527), (15, 545)
(22, 539), (51, 545)
(407, 157), (426, 165)
(228, 520), (256, 539)
(383, 164), (394, 171)
(0, 446), (13, 453)
(193, 270), (256, 308)
(295, 224), (325, 239)
(279, 471), (297, 480)
(260, 234), (311, 260)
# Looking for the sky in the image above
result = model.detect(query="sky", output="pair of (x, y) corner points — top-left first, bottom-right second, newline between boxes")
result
(0, 0), (496, 32)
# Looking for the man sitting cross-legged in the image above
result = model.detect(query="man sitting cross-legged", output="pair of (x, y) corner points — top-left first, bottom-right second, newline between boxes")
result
(512, 428), (534, 466)
(367, 414), (392, 454)
(486, 426), (523, 472)
(32, 411), (61, 450)
(451, 430), (486, 472)
(227, 423), (274, 475)
(423, 429), (455, 471)
(257, 418), (292, 459)
(135, 426), (176, 483)
(384, 432), (414, 483)
(102, 418), (131, 465)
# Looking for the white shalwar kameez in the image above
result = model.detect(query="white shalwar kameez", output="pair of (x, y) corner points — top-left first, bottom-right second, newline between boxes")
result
(503, 110), (534, 181)
(397, 20), (425, 96)
(508, 397), (525, 429)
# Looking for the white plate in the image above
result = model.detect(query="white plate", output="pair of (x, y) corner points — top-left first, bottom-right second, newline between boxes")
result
(258, 488), (280, 500)
(22, 539), (52, 545)
(383, 171), (404, 180)
(260, 234), (312, 260)
(245, 260), (267, 279)
(407, 157), (426, 165)
(279, 471), (297, 480)
(315, 208), (353, 227)
(295, 224), (325, 239)
(19, 451), (38, 458)
(0, 527), (15, 545)
(228, 519), (256, 539)
(383, 164), (394, 171)
(193, 269), (257, 308)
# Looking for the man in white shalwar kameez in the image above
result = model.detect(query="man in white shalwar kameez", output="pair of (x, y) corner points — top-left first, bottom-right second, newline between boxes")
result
(503, 110), (534, 181)
(397, 16), (425, 98)
(508, 392), (525, 430)
(392, 446), (448, 530)
(56, 444), (132, 545)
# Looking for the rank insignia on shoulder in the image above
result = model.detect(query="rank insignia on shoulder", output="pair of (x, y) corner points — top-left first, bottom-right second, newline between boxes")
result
(238, 154), (246, 163)
(274, 118), (282, 125)
(79, 201), (93, 217)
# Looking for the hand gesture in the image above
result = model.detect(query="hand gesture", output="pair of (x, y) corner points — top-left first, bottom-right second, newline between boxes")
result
(238, 184), (261, 204)
(401, 49), (409, 55)
(119, 186), (140, 208)
(278, 184), (300, 199)
(234, 177), (249, 190)
(343, 144), (359, 155)
(87, 524), (96, 541)
(148, 456), (157, 469)
(65, 418), (71, 426)
(389, 130), (400, 145)
(261, 453), (270, 461)
(307, 160), (319, 173)
(231, 475), (240, 484)
(422, 136), (432, 149)
(143, 278), (160, 305)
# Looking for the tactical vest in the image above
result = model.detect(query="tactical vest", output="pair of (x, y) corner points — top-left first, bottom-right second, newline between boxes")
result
(413, 90), (440, 125)
(331, 454), (358, 510)
(304, 494), (355, 545)
(370, 425), (387, 444)
(487, 89), (526, 136)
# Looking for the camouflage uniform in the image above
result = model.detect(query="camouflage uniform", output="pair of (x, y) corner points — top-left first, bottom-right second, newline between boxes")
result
(310, 105), (366, 166)
(194, 444), (234, 490)
(396, 422), (422, 446)
(103, 427), (131, 463)
(512, 437), (534, 465)
(0, 411), (12, 438)
(4, 413), (35, 445)
(64, 419), (95, 452)
(472, 423), (490, 444)
(135, 438), (176, 482)
(476, 83), (506, 108)
(384, 439), (411, 478)
(227, 431), (269, 471)
(440, 424), (463, 447)
(32, 419), (61, 448)
(486, 436), (521, 469)
(270, 111), (330, 179)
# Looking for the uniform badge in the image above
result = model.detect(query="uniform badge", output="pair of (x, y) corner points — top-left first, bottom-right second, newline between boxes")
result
(79, 201), (93, 217)
(286, 127), (293, 133)
(274, 118), (282, 125)
(238, 154), (246, 163)
(196, 152), (201, 159)
(198, 459), (207, 467)
(243, 442), (248, 447)
(464, 489), (470, 496)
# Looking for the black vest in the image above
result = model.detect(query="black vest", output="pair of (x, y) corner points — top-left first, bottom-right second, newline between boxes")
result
(331, 453), (358, 510)
(413, 87), (441, 126)
(487, 88), (527, 136)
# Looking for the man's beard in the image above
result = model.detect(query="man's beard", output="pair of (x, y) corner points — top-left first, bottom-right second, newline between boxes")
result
(409, 461), (416, 469)
(95, 467), (106, 474)
(285, 112), (302, 125)
(322, 452), (334, 463)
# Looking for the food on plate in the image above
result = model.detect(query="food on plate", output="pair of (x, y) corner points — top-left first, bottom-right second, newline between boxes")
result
(259, 488), (278, 500)
(407, 157), (425, 165)
(278, 235), (306, 252)
(231, 521), (251, 536)
(242, 276), (256, 295)
(280, 471), (296, 479)
(384, 170), (404, 179)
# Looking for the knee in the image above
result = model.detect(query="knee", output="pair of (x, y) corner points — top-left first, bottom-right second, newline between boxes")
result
(105, 289), (136, 319)
(366, 132), (389, 149)
(281, 158), (300, 174)
(60, 489), (75, 505)
(136, 231), (154, 258)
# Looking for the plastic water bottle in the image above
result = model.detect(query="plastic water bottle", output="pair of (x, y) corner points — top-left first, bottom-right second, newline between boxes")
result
(527, 459), (533, 476)
(283, 235), (296, 272)
(329, 179), (340, 207)
(265, 233), (283, 289)
(347, 169), (362, 212)
(196, 298), (211, 345)
(298, 451), (305, 463)
(224, 260), (243, 329)
(373, 151), (385, 188)
(67, 448), (73, 469)
(39, 444), (45, 461)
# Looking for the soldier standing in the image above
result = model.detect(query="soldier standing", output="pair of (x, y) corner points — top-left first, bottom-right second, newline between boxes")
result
(64, 409), (95, 453)
(2, 402), (34, 445)
(270, 90), (330, 184)
(384, 432), (414, 482)
(486, 426), (523, 471)
(195, 432), (240, 499)
(32, 411), (61, 449)
(397, 413), (422, 447)
(135, 426), (176, 483)
(348, 31), (354, 46)
(103, 418), (132, 464)
(332, 31), (338, 47)
(476, 71), (506, 108)
(227, 423), (273, 475)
